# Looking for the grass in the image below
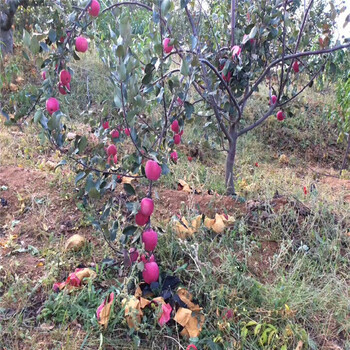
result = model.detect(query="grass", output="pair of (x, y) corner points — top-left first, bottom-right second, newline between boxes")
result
(0, 49), (349, 350)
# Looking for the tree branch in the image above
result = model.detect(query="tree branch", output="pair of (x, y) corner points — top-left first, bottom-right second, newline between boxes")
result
(240, 42), (350, 106)
(199, 58), (241, 118)
(185, 5), (232, 143)
(238, 105), (276, 137)
(230, 0), (236, 47)
(277, 62), (326, 107)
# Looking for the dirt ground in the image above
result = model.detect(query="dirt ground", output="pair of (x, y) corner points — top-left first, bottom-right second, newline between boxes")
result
(3, 165), (348, 288)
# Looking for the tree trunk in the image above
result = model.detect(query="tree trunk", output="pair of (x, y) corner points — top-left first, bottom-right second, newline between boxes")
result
(340, 133), (350, 175)
(0, 26), (14, 54)
(0, 0), (27, 55)
(225, 128), (238, 196)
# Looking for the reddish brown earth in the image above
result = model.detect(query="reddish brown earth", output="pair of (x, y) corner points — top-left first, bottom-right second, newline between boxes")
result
(2, 165), (348, 291)
(321, 176), (350, 203)
(0, 166), (92, 293)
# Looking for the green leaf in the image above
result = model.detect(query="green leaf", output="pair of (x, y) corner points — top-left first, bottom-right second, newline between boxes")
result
(329, 62), (337, 74)
(33, 110), (43, 123)
(123, 225), (137, 236)
(249, 26), (258, 39)
(54, 160), (67, 170)
(191, 35), (198, 51)
(75, 171), (87, 184)
(30, 37), (40, 54)
(48, 29), (56, 43)
(161, 162), (170, 175)
(120, 17), (131, 43)
(180, 59), (190, 76)
(114, 88), (122, 108)
(161, 0), (171, 16)
(142, 73), (153, 85)
(23, 30), (31, 48)
(180, 0), (190, 8)
(88, 188), (100, 199)
(73, 51), (81, 61)
(116, 44), (125, 57)
(184, 102), (194, 119)
(22, 50), (30, 61)
(118, 63), (127, 81)
(124, 183), (135, 196)
(78, 136), (88, 154)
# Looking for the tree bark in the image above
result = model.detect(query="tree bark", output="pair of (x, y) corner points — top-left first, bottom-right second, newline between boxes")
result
(225, 126), (238, 196)
(0, 0), (28, 55)
(0, 26), (14, 55)
(340, 133), (350, 175)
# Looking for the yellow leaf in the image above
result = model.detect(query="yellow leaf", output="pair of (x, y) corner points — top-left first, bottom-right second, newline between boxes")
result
(65, 234), (86, 251)
(178, 179), (193, 193)
(121, 175), (138, 184)
(221, 214), (235, 226)
(204, 217), (215, 229)
(204, 214), (234, 234)
(191, 215), (202, 231)
(15, 76), (24, 84)
(98, 293), (114, 329)
(180, 312), (205, 338)
(123, 296), (143, 329)
(139, 297), (151, 309)
(279, 154), (289, 165)
(174, 307), (192, 327)
(174, 218), (194, 239)
(177, 289), (202, 312)
(9, 83), (18, 91)
(75, 268), (96, 282)
(212, 214), (225, 234)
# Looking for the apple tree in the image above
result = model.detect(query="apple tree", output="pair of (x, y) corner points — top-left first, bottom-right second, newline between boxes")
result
(4, 0), (349, 300)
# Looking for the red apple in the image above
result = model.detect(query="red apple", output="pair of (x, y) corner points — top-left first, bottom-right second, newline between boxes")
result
(142, 229), (158, 251)
(222, 71), (232, 83)
(292, 61), (299, 73)
(88, 0), (100, 17)
(171, 120), (179, 133)
(177, 97), (184, 106)
(107, 144), (117, 156)
(140, 198), (154, 217)
(124, 128), (131, 136)
(186, 346), (198, 350)
(143, 260), (159, 284)
(170, 151), (178, 163)
(59, 69), (71, 86)
(46, 97), (59, 115)
(135, 212), (149, 226)
(231, 45), (241, 58)
(103, 121), (109, 130)
(58, 82), (70, 95)
(75, 36), (88, 53)
(42, 71), (46, 80)
(163, 38), (173, 54)
(107, 154), (118, 165)
(270, 95), (277, 105)
(276, 110), (285, 121)
(111, 129), (119, 138)
(173, 134), (181, 145)
(129, 248), (139, 263)
(187, 156), (193, 162)
(145, 160), (162, 181)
